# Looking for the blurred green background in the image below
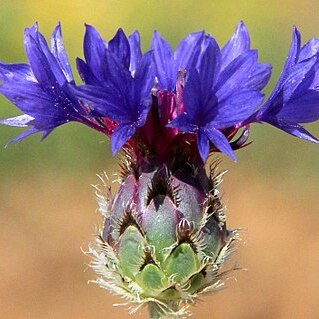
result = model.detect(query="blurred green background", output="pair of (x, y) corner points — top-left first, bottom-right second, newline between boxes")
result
(0, 1), (318, 319)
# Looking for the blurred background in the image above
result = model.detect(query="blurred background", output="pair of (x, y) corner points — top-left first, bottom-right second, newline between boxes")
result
(0, 1), (318, 318)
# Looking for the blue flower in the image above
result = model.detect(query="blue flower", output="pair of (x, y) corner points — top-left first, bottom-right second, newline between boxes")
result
(1, 22), (318, 162)
(251, 26), (319, 143)
(168, 22), (271, 161)
(71, 25), (156, 154)
(0, 23), (102, 143)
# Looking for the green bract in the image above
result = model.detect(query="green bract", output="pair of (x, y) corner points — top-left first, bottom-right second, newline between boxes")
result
(89, 153), (239, 318)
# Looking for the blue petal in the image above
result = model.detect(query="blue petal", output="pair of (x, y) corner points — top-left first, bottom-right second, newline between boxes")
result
(197, 42), (220, 100)
(287, 26), (302, 65)
(104, 47), (133, 99)
(271, 26), (301, 95)
(0, 81), (53, 118)
(240, 62), (272, 91)
(197, 129), (210, 161)
(221, 21), (250, 70)
(128, 30), (142, 73)
(167, 113), (198, 132)
(203, 125), (237, 161)
(299, 38), (319, 61)
(174, 31), (205, 71)
(5, 127), (39, 145)
(215, 50), (261, 101)
(111, 123), (136, 154)
(83, 24), (108, 83)
(182, 68), (202, 121)
(267, 119), (319, 144)
(76, 57), (99, 85)
(151, 31), (174, 90)
(133, 51), (155, 105)
(108, 28), (130, 69)
(0, 114), (34, 127)
(24, 25), (67, 89)
(278, 90), (319, 123)
(283, 56), (316, 101)
(213, 90), (264, 127)
(69, 84), (130, 122)
(50, 22), (74, 83)
(0, 63), (34, 82)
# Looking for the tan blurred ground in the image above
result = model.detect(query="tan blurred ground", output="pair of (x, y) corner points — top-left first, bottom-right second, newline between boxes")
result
(1, 168), (318, 319)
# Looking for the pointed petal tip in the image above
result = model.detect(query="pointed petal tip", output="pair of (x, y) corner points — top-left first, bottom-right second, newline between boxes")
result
(116, 27), (125, 35)
(237, 20), (247, 30)
(84, 23), (97, 33)
(52, 22), (62, 36)
(292, 25), (301, 41)
(234, 20), (249, 38)
(229, 151), (238, 162)
(24, 22), (39, 37)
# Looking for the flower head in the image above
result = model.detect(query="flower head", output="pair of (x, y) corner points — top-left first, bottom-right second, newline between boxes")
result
(167, 22), (271, 161)
(249, 26), (319, 143)
(1, 22), (318, 162)
(72, 25), (156, 154)
(0, 23), (107, 143)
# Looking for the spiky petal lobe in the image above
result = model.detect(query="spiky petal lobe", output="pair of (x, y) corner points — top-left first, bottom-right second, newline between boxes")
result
(251, 26), (319, 143)
(0, 23), (101, 142)
(72, 27), (156, 154)
(169, 41), (265, 161)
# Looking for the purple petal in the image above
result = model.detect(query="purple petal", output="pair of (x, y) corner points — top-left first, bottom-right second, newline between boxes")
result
(213, 90), (264, 127)
(197, 129), (210, 161)
(111, 123), (136, 154)
(151, 31), (174, 90)
(24, 25), (67, 88)
(76, 57), (99, 85)
(299, 38), (319, 61)
(0, 63), (34, 82)
(197, 42), (220, 98)
(167, 113), (197, 132)
(83, 24), (108, 83)
(108, 28), (130, 69)
(215, 50), (261, 101)
(133, 51), (155, 107)
(174, 30), (204, 70)
(221, 21), (250, 70)
(0, 114), (34, 127)
(128, 30), (142, 73)
(267, 119), (319, 144)
(203, 125), (237, 161)
(0, 81), (53, 117)
(5, 127), (39, 145)
(50, 22), (74, 82)
(183, 68), (202, 120)
(278, 90), (319, 123)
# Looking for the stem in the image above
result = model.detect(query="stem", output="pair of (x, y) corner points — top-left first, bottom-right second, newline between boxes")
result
(148, 302), (162, 319)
